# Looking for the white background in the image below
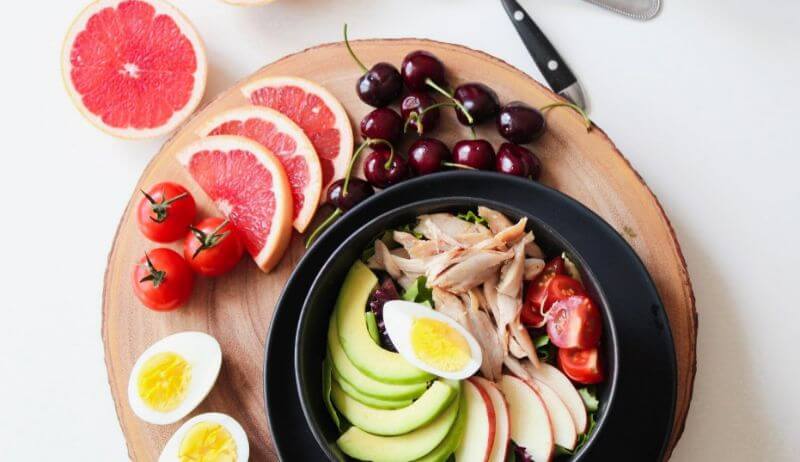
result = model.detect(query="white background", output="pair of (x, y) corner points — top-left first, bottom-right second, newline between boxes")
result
(1, 0), (797, 460)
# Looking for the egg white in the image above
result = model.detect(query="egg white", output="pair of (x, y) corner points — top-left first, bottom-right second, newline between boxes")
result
(159, 412), (250, 462)
(383, 300), (483, 380)
(127, 331), (222, 425)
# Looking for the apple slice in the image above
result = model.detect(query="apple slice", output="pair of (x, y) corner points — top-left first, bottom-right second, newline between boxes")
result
(523, 362), (587, 434)
(471, 377), (510, 462)
(500, 374), (553, 462)
(455, 379), (496, 462)
(531, 378), (577, 450)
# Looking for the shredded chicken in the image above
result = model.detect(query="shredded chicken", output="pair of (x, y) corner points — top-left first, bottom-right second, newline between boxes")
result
(465, 289), (505, 381)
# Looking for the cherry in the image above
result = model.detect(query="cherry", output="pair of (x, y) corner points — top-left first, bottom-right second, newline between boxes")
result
(521, 147), (542, 180)
(401, 92), (441, 136)
(306, 178), (375, 248)
(401, 50), (446, 92)
(452, 139), (496, 170)
(345, 25), (402, 107)
(496, 143), (542, 180)
(408, 138), (451, 175)
(363, 146), (409, 188)
(497, 102), (546, 144)
(453, 83), (499, 125)
(361, 108), (403, 144)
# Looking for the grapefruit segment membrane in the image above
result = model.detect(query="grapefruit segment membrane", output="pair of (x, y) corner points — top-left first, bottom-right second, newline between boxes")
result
(241, 76), (354, 193)
(62, 0), (207, 139)
(198, 106), (322, 233)
(177, 136), (293, 272)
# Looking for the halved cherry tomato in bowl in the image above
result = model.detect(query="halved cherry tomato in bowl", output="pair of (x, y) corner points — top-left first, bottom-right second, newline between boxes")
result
(132, 248), (194, 311)
(136, 182), (196, 243)
(521, 256), (565, 327)
(545, 274), (585, 307)
(183, 218), (245, 277)
(546, 294), (602, 349)
(559, 347), (604, 384)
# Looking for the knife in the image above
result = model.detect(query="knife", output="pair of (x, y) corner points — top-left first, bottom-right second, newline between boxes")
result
(500, 0), (587, 109)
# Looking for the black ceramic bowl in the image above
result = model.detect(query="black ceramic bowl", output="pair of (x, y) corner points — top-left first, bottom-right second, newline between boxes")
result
(272, 171), (675, 461)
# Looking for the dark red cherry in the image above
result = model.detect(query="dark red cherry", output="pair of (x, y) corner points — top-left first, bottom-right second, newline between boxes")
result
(520, 148), (542, 180)
(327, 178), (375, 211)
(363, 147), (409, 188)
(452, 139), (495, 170)
(360, 108), (403, 144)
(357, 63), (403, 107)
(496, 143), (530, 177)
(453, 83), (499, 125)
(496, 102), (546, 144)
(408, 138), (450, 175)
(401, 50), (446, 92)
(401, 92), (441, 135)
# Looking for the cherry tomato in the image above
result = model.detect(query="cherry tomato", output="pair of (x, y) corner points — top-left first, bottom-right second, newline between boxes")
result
(183, 218), (245, 277)
(545, 275), (585, 307)
(132, 248), (194, 311)
(558, 347), (604, 384)
(521, 256), (565, 327)
(136, 182), (197, 243)
(546, 295), (602, 349)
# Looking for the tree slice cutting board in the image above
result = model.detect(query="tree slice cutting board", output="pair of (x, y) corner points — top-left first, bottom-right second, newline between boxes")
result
(102, 39), (696, 461)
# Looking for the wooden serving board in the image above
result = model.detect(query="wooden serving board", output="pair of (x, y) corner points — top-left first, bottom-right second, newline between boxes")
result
(102, 39), (696, 461)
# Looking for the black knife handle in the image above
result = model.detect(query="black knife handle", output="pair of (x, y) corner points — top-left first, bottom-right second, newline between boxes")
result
(501, 0), (577, 93)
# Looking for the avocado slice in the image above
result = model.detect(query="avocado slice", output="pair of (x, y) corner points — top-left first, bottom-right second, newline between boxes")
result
(335, 262), (432, 384)
(414, 390), (468, 462)
(332, 380), (456, 436)
(332, 367), (413, 409)
(337, 383), (461, 462)
(328, 316), (428, 400)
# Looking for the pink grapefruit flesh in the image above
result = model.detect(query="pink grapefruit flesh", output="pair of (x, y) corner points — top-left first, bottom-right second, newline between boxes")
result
(177, 136), (292, 272)
(241, 76), (353, 192)
(199, 106), (322, 233)
(62, 0), (207, 138)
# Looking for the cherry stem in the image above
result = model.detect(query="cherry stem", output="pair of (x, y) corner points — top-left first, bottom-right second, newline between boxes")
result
(425, 78), (474, 125)
(342, 139), (393, 195)
(443, 162), (476, 170)
(306, 208), (343, 248)
(403, 102), (456, 135)
(541, 102), (592, 132)
(343, 24), (368, 73)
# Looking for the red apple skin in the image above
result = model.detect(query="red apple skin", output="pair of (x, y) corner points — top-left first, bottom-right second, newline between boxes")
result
(472, 376), (510, 462)
(468, 377), (497, 462)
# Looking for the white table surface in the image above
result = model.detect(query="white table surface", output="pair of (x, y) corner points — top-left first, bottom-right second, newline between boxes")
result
(1, 0), (797, 460)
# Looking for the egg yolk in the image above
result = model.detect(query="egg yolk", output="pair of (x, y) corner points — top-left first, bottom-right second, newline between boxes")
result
(410, 318), (471, 372)
(137, 352), (191, 412)
(179, 422), (237, 462)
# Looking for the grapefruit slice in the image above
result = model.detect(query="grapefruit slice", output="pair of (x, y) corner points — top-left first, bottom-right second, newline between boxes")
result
(177, 136), (292, 272)
(198, 106), (322, 233)
(62, 0), (207, 138)
(241, 76), (353, 192)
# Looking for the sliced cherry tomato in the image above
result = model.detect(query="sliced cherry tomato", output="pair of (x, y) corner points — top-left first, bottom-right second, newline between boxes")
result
(521, 256), (565, 326)
(545, 275), (585, 307)
(132, 248), (194, 311)
(558, 347), (604, 384)
(183, 218), (245, 277)
(546, 295), (602, 349)
(136, 182), (196, 243)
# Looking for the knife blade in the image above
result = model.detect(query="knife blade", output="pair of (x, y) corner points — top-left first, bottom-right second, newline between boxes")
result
(500, 0), (587, 109)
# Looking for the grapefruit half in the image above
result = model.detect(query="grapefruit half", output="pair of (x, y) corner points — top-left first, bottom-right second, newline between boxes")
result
(177, 136), (292, 272)
(62, 0), (207, 138)
(198, 106), (322, 233)
(241, 76), (353, 192)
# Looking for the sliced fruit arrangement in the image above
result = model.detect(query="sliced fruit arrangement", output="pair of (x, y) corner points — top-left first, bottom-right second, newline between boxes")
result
(242, 76), (354, 193)
(198, 106), (322, 233)
(177, 136), (293, 272)
(322, 207), (605, 461)
(62, 0), (207, 138)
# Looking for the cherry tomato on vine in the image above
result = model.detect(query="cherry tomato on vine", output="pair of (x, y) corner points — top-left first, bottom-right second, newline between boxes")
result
(558, 347), (604, 384)
(132, 248), (194, 311)
(546, 295), (602, 349)
(136, 182), (196, 243)
(183, 218), (244, 277)
(521, 256), (565, 326)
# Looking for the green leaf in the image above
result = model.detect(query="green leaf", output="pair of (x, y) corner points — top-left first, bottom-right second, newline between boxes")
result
(456, 210), (488, 226)
(578, 386), (599, 412)
(534, 334), (550, 348)
(322, 355), (342, 430)
(365, 311), (380, 344)
(558, 412), (598, 457)
(360, 230), (396, 262)
(402, 276), (434, 306)
(397, 222), (424, 239)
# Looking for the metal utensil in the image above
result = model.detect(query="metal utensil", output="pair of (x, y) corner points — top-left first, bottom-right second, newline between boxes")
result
(583, 0), (662, 20)
(500, 0), (587, 109)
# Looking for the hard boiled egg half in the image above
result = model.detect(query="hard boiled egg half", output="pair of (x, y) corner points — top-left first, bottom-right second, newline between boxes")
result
(159, 412), (249, 462)
(383, 300), (482, 380)
(127, 331), (222, 425)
